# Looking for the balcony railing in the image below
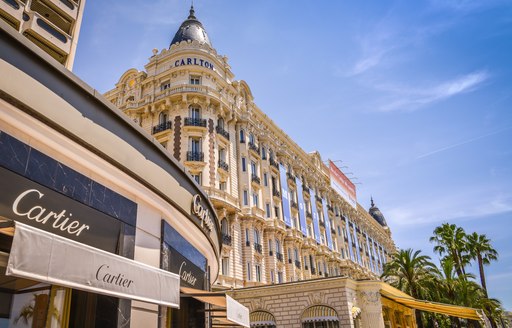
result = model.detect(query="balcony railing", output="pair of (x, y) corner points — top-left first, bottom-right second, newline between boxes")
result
(218, 159), (229, 171)
(184, 117), (207, 127)
(222, 233), (232, 246)
(294, 260), (301, 269)
(254, 243), (262, 254)
(269, 158), (279, 169)
(216, 126), (230, 140)
(152, 120), (172, 134)
(291, 200), (298, 209)
(331, 227), (336, 234)
(276, 252), (283, 262)
(306, 211), (312, 218)
(187, 151), (204, 162)
(320, 221), (326, 228)
(248, 142), (260, 154)
(303, 185), (310, 194)
(286, 172), (295, 181)
(251, 174), (261, 185)
(327, 204), (334, 212)
(272, 189), (281, 198)
(315, 195), (322, 203)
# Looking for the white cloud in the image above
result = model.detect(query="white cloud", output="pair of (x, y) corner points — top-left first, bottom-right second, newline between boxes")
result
(377, 70), (490, 112)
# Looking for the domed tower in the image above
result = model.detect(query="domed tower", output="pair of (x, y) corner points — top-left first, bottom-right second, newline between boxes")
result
(368, 197), (388, 227)
(170, 5), (212, 48)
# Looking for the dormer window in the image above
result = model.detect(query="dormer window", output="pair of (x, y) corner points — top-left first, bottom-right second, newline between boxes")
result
(190, 75), (201, 85)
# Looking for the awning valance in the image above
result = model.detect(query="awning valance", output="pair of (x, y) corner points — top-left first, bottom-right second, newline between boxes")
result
(6, 222), (180, 308)
(301, 305), (339, 323)
(181, 287), (250, 327)
(250, 311), (276, 327)
(380, 284), (485, 321)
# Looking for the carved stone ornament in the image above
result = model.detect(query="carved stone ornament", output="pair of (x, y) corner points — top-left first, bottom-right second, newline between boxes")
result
(251, 298), (266, 311)
(357, 291), (381, 306)
(308, 292), (325, 305)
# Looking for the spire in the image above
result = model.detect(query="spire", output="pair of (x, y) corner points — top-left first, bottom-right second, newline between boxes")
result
(188, 4), (196, 20)
(370, 196), (375, 207)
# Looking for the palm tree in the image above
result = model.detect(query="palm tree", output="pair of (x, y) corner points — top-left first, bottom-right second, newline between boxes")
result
(381, 248), (438, 328)
(465, 232), (498, 297)
(429, 223), (468, 278)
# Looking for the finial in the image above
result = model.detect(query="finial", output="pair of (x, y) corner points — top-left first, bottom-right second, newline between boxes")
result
(370, 196), (374, 207)
(188, 3), (196, 19)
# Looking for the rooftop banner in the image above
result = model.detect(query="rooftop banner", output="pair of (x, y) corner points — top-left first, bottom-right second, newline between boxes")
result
(278, 164), (292, 228)
(328, 160), (357, 208)
(7, 222), (180, 308)
(309, 189), (321, 244)
(321, 199), (333, 250)
(295, 177), (308, 237)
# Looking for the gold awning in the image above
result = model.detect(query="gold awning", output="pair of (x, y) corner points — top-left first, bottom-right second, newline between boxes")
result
(301, 305), (338, 323)
(380, 283), (485, 321)
(250, 311), (276, 327)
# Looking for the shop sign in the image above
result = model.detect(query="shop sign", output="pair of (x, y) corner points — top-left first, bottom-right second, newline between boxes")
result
(226, 295), (250, 327)
(191, 194), (214, 233)
(0, 167), (122, 252)
(7, 222), (180, 308)
(168, 246), (205, 289)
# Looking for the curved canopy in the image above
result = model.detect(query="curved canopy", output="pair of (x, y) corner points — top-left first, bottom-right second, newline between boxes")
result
(250, 311), (276, 327)
(301, 306), (339, 323)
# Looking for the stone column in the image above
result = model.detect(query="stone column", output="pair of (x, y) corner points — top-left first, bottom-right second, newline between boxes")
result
(356, 283), (385, 328)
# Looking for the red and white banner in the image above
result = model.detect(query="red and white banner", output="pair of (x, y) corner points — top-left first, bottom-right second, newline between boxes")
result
(329, 160), (357, 208)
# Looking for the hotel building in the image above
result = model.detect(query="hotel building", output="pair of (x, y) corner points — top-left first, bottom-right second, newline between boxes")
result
(104, 6), (396, 292)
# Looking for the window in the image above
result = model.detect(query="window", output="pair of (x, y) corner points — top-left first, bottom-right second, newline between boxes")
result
(248, 132), (255, 144)
(190, 75), (201, 85)
(218, 148), (226, 162)
(189, 137), (202, 153)
(261, 147), (267, 159)
(245, 228), (250, 245)
(239, 129), (245, 143)
(263, 172), (268, 186)
(160, 81), (170, 91)
(191, 173), (201, 185)
(241, 157), (246, 172)
(265, 203), (271, 218)
(251, 161), (258, 176)
(274, 205), (280, 219)
(219, 181), (227, 191)
(277, 271), (283, 283)
(275, 239), (281, 253)
(255, 264), (261, 282)
(189, 106), (201, 119)
(243, 190), (249, 206)
(254, 229), (260, 245)
(252, 192), (259, 207)
(217, 117), (225, 129)
(158, 111), (168, 124)
(222, 258), (229, 275)
(270, 269), (275, 283)
(294, 248), (299, 261)
(247, 262), (252, 281)
(268, 239), (273, 254)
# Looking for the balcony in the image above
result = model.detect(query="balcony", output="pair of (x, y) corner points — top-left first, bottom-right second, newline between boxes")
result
(290, 200), (298, 209)
(320, 221), (326, 228)
(306, 210), (312, 218)
(331, 227), (336, 234)
(184, 117), (207, 127)
(186, 151), (204, 162)
(152, 120), (172, 134)
(216, 125), (230, 140)
(315, 195), (322, 203)
(327, 204), (334, 212)
(276, 252), (284, 262)
(272, 189), (281, 198)
(218, 159), (229, 171)
(303, 185), (310, 194)
(254, 243), (262, 254)
(286, 172), (295, 181)
(222, 233), (232, 246)
(43, 0), (79, 20)
(294, 260), (301, 269)
(269, 158), (279, 169)
(248, 141), (260, 155)
(251, 174), (261, 185)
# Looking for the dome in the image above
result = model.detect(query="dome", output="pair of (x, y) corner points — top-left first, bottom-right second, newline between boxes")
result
(170, 6), (212, 48)
(368, 197), (388, 227)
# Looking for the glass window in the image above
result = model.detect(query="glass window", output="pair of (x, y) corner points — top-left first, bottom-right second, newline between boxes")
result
(252, 192), (258, 207)
(190, 75), (201, 85)
(265, 203), (271, 218)
(263, 172), (268, 186)
(270, 269), (275, 283)
(159, 111), (167, 124)
(277, 271), (283, 283)
(222, 257), (229, 275)
(191, 173), (201, 185)
(241, 157), (246, 172)
(247, 262), (252, 281)
(160, 81), (170, 90)
(239, 129), (245, 143)
(217, 117), (224, 129)
(243, 190), (248, 206)
(254, 229), (260, 244)
(255, 264), (261, 282)
(189, 137), (201, 153)
(261, 147), (267, 159)
(251, 161), (257, 176)
(189, 106), (201, 119)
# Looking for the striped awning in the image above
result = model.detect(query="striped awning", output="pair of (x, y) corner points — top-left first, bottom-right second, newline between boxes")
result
(250, 311), (275, 327)
(301, 306), (339, 323)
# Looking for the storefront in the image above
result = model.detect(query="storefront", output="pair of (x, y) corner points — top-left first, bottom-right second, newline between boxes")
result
(0, 21), (248, 328)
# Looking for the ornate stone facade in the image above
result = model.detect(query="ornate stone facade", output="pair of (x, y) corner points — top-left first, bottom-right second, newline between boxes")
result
(104, 7), (396, 290)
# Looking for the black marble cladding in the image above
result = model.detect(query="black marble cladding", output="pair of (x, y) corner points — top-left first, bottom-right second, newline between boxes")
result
(0, 130), (137, 227)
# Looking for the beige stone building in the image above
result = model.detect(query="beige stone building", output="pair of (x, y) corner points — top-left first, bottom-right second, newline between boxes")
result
(0, 0), (85, 69)
(104, 6), (395, 292)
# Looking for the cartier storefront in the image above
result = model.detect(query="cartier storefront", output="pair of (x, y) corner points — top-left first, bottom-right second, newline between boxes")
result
(0, 22), (248, 328)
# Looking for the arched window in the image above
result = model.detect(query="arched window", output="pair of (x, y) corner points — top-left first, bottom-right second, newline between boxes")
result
(301, 306), (339, 328)
(240, 129), (245, 143)
(221, 218), (229, 235)
(159, 112), (167, 124)
(250, 311), (276, 328)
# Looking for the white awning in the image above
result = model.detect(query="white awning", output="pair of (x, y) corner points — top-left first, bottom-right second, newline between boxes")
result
(6, 222), (180, 308)
(181, 287), (250, 327)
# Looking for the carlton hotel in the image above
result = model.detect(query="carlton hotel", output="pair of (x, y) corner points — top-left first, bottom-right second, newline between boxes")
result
(104, 7), (395, 290)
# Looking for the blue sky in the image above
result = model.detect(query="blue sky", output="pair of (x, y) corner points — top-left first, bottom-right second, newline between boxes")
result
(74, 0), (512, 310)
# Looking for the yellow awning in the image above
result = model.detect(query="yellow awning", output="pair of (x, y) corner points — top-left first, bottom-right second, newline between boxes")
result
(380, 283), (485, 321)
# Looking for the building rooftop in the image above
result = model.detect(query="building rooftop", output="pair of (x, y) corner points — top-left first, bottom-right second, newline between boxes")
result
(369, 197), (388, 227)
(170, 6), (212, 48)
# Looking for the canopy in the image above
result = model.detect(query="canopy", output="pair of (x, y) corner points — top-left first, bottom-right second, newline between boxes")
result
(5, 221), (180, 307)
(301, 305), (339, 323)
(380, 283), (486, 321)
(250, 311), (276, 327)
(181, 286), (250, 327)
